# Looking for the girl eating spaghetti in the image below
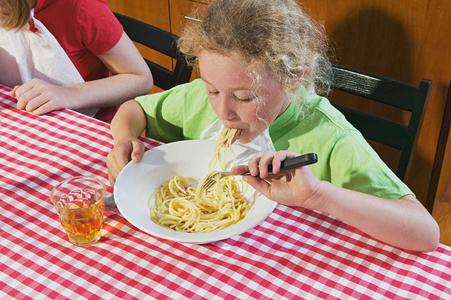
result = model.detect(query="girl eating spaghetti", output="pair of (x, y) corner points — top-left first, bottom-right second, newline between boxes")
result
(107, 0), (439, 252)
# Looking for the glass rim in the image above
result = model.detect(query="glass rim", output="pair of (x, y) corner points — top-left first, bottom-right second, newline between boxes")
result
(50, 176), (107, 209)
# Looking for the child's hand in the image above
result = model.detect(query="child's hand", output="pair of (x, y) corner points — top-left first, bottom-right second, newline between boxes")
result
(231, 150), (322, 208)
(11, 78), (71, 115)
(107, 138), (144, 187)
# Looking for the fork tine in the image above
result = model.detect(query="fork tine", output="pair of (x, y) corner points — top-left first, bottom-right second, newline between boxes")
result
(203, 180), (214, 190)
(202, 179), (214, 191)
(204, 176), (219, 190)
(202, 171), (230, 191)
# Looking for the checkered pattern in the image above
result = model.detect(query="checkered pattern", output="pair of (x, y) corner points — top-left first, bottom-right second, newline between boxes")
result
(1, 85), (450, 300)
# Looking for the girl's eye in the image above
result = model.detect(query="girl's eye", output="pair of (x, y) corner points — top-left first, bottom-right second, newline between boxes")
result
(233, 94), (255, 102)
(207, 89), (255, 102)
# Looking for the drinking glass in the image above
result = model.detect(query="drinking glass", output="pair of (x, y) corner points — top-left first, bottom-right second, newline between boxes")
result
(50, 176), (106, 246)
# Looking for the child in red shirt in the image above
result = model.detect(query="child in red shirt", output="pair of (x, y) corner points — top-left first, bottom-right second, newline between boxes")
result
(1, 0), (153, 122)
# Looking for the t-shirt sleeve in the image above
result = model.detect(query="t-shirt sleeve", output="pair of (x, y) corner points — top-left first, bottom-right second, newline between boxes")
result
(328, 131), (414, 199)
(135, 79), (218, 143)
(78, 0), (123, 55)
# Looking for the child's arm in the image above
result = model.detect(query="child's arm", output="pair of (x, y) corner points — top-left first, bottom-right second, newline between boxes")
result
(314, 183), (439, 252)
(232, 150), (440, 252)
(11, 32), (153, 114)
(107, 100), (147, 187)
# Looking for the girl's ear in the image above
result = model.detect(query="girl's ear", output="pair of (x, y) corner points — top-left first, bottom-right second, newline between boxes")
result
(291, 66), (309, 91)
(298, 66), (309, 79)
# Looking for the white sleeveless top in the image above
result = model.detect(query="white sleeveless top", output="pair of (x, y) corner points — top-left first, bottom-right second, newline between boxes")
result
(0, 9), (97, 116)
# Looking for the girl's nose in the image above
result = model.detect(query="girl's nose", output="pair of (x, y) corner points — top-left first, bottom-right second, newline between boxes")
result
(217, 94), (236, 120)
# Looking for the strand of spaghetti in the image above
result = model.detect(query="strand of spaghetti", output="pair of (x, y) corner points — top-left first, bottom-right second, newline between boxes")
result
(208, 128), (237, 171)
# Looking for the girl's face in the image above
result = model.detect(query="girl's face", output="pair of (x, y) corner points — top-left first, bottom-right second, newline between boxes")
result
(198, 50), (290, 144)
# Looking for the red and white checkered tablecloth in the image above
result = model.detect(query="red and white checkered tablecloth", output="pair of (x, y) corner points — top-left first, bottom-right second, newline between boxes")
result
(1, 84), (451, 300)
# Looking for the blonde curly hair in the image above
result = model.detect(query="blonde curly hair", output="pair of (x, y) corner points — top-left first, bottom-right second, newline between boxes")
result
(0, 0), (36, 30)
(178, 0), (331, 105)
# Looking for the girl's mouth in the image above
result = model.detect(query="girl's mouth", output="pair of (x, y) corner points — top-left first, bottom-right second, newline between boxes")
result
(231, 129), (242, 144)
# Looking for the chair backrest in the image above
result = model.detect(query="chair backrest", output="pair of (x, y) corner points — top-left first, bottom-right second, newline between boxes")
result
(114, 12), (193, 90)
(425, 79), (451, 213)
(329, 64), (433, 181)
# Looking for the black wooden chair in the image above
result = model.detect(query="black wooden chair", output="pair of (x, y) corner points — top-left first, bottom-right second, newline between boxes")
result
(425, 79), (451, 213)
(328, 64), (433, 183)
(114, 12), (193, 90)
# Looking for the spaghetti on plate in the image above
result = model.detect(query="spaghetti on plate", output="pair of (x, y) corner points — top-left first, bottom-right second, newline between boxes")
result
(149, 128), (250, 233)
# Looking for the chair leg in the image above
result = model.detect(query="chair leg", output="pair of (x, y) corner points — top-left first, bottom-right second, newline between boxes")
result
(426, 80), (451, 214)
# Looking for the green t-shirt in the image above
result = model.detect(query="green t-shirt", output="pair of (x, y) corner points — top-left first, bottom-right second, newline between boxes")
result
(136, 78), (412, 199)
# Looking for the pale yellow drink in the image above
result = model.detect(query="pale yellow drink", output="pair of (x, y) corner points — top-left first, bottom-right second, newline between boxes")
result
(51, 177), (106, 246)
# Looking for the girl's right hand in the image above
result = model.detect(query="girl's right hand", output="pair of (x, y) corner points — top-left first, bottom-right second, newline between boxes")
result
(12, 79), (73, 115)
(231, 150), (322, 209)
(107, 137), (145, 187)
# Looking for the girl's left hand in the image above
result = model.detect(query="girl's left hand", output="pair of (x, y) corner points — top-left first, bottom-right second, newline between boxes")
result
(231, 150), (322, 208)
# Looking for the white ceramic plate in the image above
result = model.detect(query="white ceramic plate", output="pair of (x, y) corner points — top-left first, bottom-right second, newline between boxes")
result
(114, 139), (277, 244)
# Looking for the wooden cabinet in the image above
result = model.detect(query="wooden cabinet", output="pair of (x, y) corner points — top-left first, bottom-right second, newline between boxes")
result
(106, 0), (173, 93)
(107, 0), (207, 88)
(169, 0), (207, 36)
(169, 0), (208, 80)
